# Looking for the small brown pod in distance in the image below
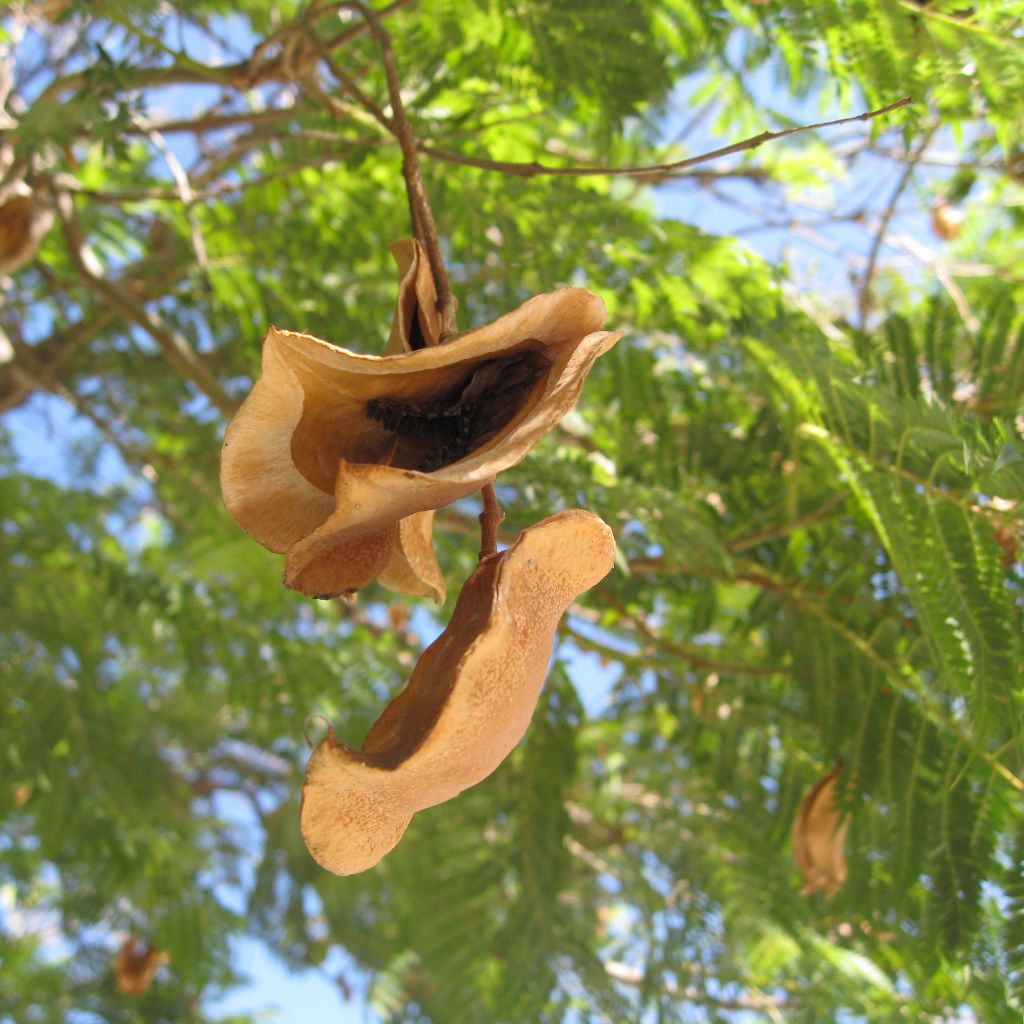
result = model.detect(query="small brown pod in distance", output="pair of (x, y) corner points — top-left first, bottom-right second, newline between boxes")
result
(792, 761), (850, 898)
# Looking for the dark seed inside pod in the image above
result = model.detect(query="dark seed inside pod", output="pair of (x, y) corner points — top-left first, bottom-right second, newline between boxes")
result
(365, 349), (551, 471)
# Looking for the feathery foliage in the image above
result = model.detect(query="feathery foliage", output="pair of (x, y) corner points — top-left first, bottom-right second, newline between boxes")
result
(1, 1), (1022, 1022)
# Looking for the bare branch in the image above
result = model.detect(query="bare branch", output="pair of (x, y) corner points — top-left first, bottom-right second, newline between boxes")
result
(604, 960), (793, 1012)
(857, 123), (937, 328)
(420, 98), (913, 181)
(341, 1), (457, 337)
(0, 311), (117, 414)
(727, 492), (849, 553)
(134, 118), (211, 282)
(577, 591), (785, 678)
(31, 0), (419, 101)
(309, 33), (394, 133)
(54, 187), (237, 419)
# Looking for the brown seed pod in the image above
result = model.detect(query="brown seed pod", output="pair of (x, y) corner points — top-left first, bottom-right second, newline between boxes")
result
(931, 201), (964, 242)
(792, 761), (850, 898)
(992, 520), (1020, 570)
(300, 509), (616, 876)
(0, 192), (54, 276)
(112, 937), (169, 997)
(220, 241), (622, 600)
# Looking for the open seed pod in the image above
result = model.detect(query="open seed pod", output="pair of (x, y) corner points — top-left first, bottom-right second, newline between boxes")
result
(300, 509), (616, 876)
(220, 242), (622, 600)
(791, 762), (850, 898)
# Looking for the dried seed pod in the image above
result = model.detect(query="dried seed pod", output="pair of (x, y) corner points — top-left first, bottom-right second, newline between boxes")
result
(383, 238), (443, 355)
(220, 241), (621, 600)
(992, 520), (1020, 570)
(931, 201), (964, 241)
(0, 191), (54, 276)
(300, 509), (616, 876)
(792, 762), (850, 898)
(112, 937), (169, 996)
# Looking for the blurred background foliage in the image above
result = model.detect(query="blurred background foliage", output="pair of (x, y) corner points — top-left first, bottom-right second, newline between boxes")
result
(1, 1), (1022, 1022)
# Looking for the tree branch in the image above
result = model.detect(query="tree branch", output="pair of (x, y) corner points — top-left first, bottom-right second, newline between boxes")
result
(604, 960), (793, 1013)
(0, 311), (117, 414)
(420, 98), (912, 181)
(578, 590), (785, 678)
(727, 492), (849, 553)
(133, 118), (210, 283)
(54, 188), (237, 419)
(857, 123), (937, 328)
(343, 0), (457, 337)
(31, 0), (419, 101)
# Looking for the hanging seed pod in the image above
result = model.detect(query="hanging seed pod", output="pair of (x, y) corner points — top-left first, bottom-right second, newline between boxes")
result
(0, 189), (54, 276)
(112, 937), (169, 996)
(220, 242), (621, 600)
(300, 509), (616, 876)
(931, 201), (964, 242)
(792, 761), (850, 898)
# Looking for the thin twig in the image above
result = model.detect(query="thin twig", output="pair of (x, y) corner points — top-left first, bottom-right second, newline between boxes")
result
(134, 118), (210, 284)
(144, 106), (293, 136)
(857, 123), (936, 328)
(342, 1), (457, 337)
(32, 0), (419, 102)
(478, 483), (504, 559)
(72, 142), (385, 205)
(308, 34), (394, 132)
(54, 187), (238, 419)
(0, 310), (117, 414)
(589, 590), (784, 678)
(735, 557), (1024, 795)
(419, 97), (913, 181)
(561, 616), (778, 679)
(604, 961), (792, 1012)
(727, 491), (849, 553)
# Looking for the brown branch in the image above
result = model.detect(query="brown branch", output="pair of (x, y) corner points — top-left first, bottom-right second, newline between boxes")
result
(143, 106), (293, 137)
(727, 491), (849, 553)
(54, 188), (238, 419)
(436, 506), (517, 546)
(32, 0), (419, 101)
(135, 119), (211, 284)
(71, 144), (382, 204)
(342, 1), (457, 337)
(584, 590), (784, 678)
(308, 34), (394, 133)
(857, 123), (937, 328)
(604, 960), (793, 1013)
(561, 614), (779, 680)
(420, 97), (913, 181)
(0, 311), (117, 414)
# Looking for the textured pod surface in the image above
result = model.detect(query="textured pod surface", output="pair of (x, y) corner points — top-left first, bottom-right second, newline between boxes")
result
(300, 509), (616, 876)
(220, 248), (621, 599)
(792, 763), (850, 898)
